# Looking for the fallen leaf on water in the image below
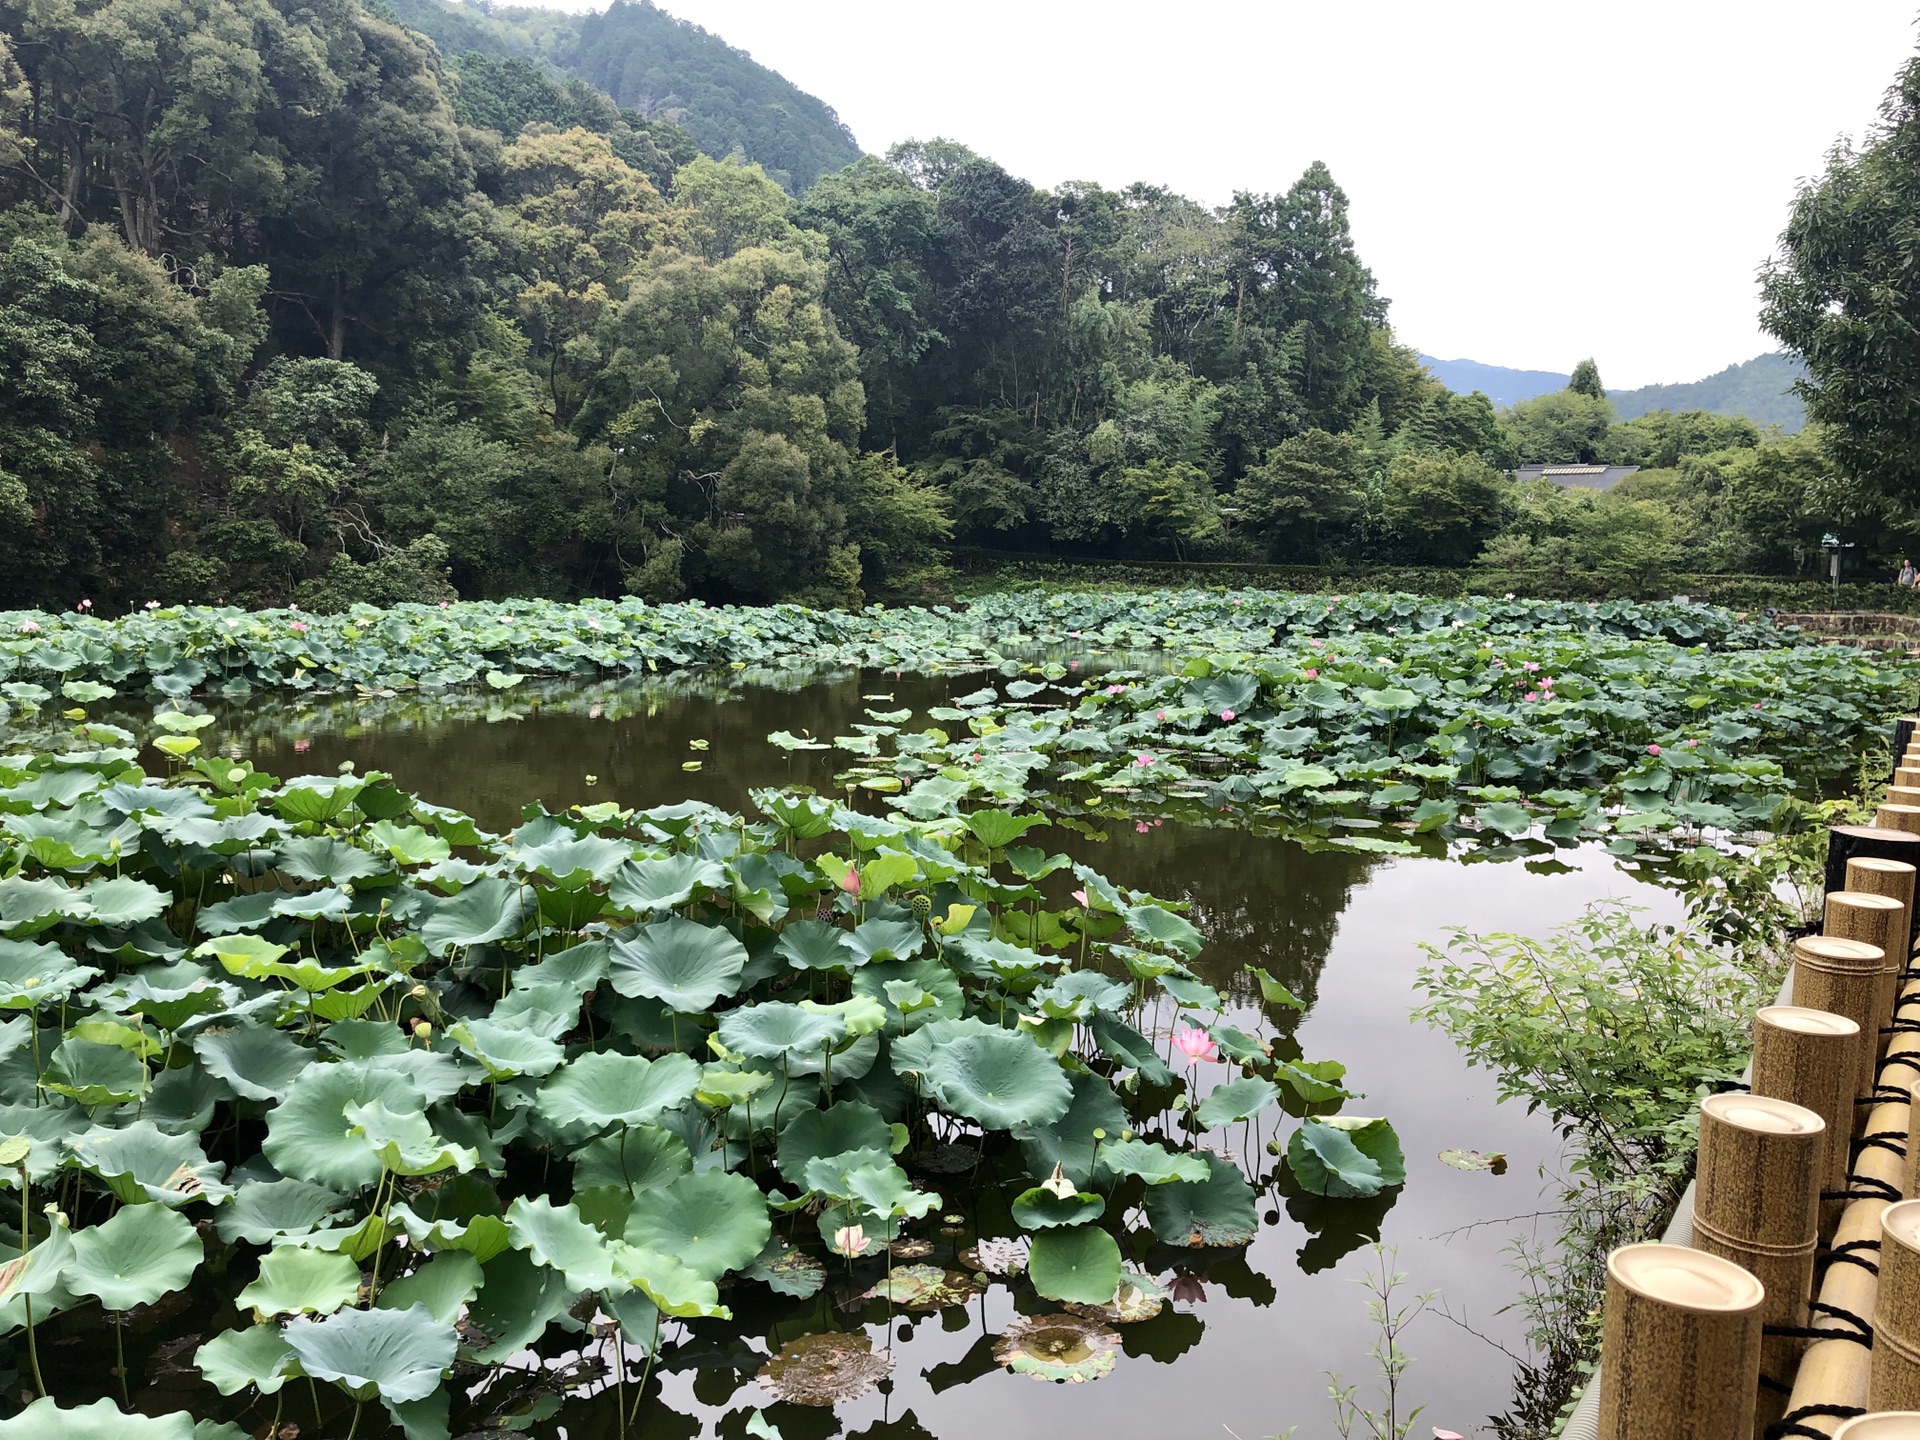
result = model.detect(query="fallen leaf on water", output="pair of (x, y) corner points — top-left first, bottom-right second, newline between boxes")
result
(1438, 1149), (1507, 1175)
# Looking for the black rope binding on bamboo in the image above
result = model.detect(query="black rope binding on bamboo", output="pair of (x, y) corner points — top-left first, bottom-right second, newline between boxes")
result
(1850, 1129), (1909, 1159)
(1815, 1238), (1882, 1278)
(1758, 1372), (1793, 1395)
(1767, 1405), (1868, 1440)
(1823, 1176), (1904, 1201)
(1881, 1052), (1920, 1078)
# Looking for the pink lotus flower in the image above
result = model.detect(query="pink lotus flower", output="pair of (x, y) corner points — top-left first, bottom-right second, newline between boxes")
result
(1232, 598), (1243, 606)
(1105, 684), (1126, 695)
(1069, 630), (1081, 638)
(1685, 738), (1698, 747)
(17, 621), (39, 633)
(587, 615), (602, 630)
(1304, 669), (1318, 679)
(1072, 889), (1089, 908)
(1434, 1431), (1465, 1440)
(290, 621), (308, 634)
(1308, 638), (1325, 648)
(75, 598), (91, 611)
(1155, 710), (1166, 721)
(293, 739), (312, 753)
(830, 1224), (867, 1257)
(143, 600), (160, 610)
(1542, 676), (1555, 687)
(1068, 661), (1079, 671)
(1135, 821), (1151, 833)
(1522, 661), (1539, 672)
(838, 868), (861, 895)
(1219, 708), (1236, 722)
(288, 603), (299, 612)
(1172, 1027), (1219, 1064)
(1647, 743), (1662, 755)
(437, 601), (449, 609)
(1524, 691), (1538, 702)
(1134, 753), (1156, 768)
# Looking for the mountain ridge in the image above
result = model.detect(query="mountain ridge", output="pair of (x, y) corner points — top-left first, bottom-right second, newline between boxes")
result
(1419, 350), (1806, 432)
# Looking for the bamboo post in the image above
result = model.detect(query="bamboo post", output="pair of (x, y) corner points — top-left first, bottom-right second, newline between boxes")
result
(1596, 1243), (1763, 1440)
(1849, 860), (1919, 1051)
(1830, 892), (1911, 1074)
(1754, 1006), (1866, 1240)
(1829, 828), (1920, 955)
(1783, 1199), (1890, 1438)
(1879, 806), (1920, 837)
(1795, 935), (1894, 1108)
(1892, 789), (1920, 811)
(1873, 1201), (1920, 1409)
(1907, 1083), (1920, 1200)
(1833, 1414), (1920, 1438)
(1692, 1093), (1824, 1432)
(1898, 768), (1920, 789)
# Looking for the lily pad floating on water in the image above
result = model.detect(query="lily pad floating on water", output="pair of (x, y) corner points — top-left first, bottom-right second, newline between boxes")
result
(1066, 1269), (1171, 1325)
(745, 1239), (827, 1299)
(757, 1331), (895, 1406)
(1438, 1148), (1508, 1175)
(992, 1313), (1121, 1383)
(855, 1263), (980, 1310)
(961, 1237), (1031, 1276)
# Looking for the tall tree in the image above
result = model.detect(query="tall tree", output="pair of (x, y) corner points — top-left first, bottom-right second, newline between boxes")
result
(1568, 357), (1604, 399)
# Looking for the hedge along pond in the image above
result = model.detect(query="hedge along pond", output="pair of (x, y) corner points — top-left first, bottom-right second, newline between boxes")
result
(0, 592), (1909, 1439)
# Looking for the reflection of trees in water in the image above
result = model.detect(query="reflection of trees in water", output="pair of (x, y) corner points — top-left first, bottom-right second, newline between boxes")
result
(1079, 821), (1381, 1017)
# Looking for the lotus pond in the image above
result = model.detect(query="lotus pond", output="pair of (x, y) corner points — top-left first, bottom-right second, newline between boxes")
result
(0, 591), (1908, 1440)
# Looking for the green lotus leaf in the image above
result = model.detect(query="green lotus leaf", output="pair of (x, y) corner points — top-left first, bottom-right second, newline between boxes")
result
(1010, 1186), (1106, 1229)
(111, 962), (233, 1030)
(1288, 1116), (1406, 1199)
(513, 832), (632, 886)
(800, 994), (888, 1039)
(964, 810), (1046, 849)
(391, 1205), (512, 1265)
(620, 1168), (770, 1281)
(743, 1238), (826, 1299)
(608, 855), (725, 913)
(715, 1001), (845, 1064)
(0, 1398), (196, 1437)
(0, 937), (100, 1009)
(41, 1036), (144, 1105)
(283, 1302), (457, 1403)
(613, 1241), (729, 1319)
(276, 836), (389, 885)
(1474, 801), (1533, 838)
(608, 917), (747, 1012)
(1016, 1070), (1127, 1189)
(192, 933), (290, 979)
(282, 1211), (393, 1263)
(569, 1123), (693, 1193)
(365, 821), (452, 867)
(1141, 1153), (1259, 1247)
(505, 1196), (621, 1292)
(1274, 1059), (1350, 1103)
(843, 918), (922, 966)
(265, 1062), (422, 1191)
(773, 920), (849, 973)
(1027, 1225), (1123, 1306)
(465, 1250), (574, 1362)
(0, 876), (88, 933)
(536, 1051), (700, 1132)
(215, 1178), (348, 1246)
(1124, 903), (1203, 958)
(694, 1066), (775, 1108)
(447, 1018), (564, 1080)
(85, 876), (171, 933)
(851, 958), (963, 1032)
(420, 878), (533, 954)
(236, 1246), (361, 1318)
(196, 1324), (301, 1397)
(774, 1102), (893, 1187)
(345, 1100), (479, 1176)
(1194, 1077), (1281, 1129)
(1030, 970), (1129, 1021)
(1095, 1138), (1209, 1185)
(69, 1121), (230, 1206)
(1157, 971), (1222, 1011)
(1246, 966), (1307, 1009)
(1088, 1015), (1173, 1087)
(921, 1025), (1072, 1130)
(841, 1161), (939, 1222)
(0, 1218), (73, 1310)
(68, 1202), (202, 1311)
(193, 1025), (317, 1102)
(273, 776), (365, 825)
(376, 1250), (483, 1326)
(953, 936), (1058, 983)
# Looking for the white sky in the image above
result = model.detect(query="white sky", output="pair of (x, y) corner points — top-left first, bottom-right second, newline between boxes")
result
(524, 0), (1917, 388)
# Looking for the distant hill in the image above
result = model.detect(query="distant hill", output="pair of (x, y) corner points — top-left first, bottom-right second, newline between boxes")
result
(1418, 355), (1569, 408)
(1607, 353), (1806, 432)
(379, 0), (863, 191)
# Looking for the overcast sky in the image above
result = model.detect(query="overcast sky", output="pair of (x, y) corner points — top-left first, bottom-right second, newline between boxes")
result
(527, 1), (1915, 388)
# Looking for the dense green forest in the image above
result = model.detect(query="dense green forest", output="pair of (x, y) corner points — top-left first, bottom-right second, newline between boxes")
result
(383, 0), (862, 192)
(1608, 353), (1806, 430)
(0, 0), (1903, 612)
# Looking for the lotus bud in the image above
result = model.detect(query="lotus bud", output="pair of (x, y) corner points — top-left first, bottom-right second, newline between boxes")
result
(584, 774), (599, 787)
(1041, 1163), (1075, 1199)
(412, 1021), (432, 1042)
(409, 984), (428, 999)
(337, 761), (355, 774)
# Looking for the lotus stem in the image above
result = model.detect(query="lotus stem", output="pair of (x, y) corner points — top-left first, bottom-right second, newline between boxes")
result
(114, 1309), (127, 1406)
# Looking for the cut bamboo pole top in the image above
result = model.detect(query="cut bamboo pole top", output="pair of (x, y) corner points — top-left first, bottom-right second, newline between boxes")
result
(1835, 1415), (1920, 1438)
(1607, 1242), (1766, 1312)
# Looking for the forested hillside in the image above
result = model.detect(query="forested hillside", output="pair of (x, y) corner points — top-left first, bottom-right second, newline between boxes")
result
(383, 0), (862, 192)
(0, 0), (1887, 613)
(1608, 353), (1806, 431)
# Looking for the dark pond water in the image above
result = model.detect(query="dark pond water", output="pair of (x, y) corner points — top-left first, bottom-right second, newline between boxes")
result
(179, 668), (1681, 1440)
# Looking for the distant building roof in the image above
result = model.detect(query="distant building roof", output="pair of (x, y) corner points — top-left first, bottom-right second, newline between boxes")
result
(1513, 463), (1641, 491)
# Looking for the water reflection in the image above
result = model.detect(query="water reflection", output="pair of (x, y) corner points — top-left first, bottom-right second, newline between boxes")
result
(168, 669), (1680, 1439)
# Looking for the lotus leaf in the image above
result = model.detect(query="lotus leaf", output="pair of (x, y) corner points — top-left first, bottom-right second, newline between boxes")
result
(447, 1018), (564, 1080)
(757, 1331), (894, 1406)
(215, 1178), (347, 1245)
(1124, 903), (1203, 958)
(464, 1249), (574, 1362)
(569, 1123), (693, 1193)
(609, 855), (725, 913)
(392, 1205), (512, 1265)
(921, 1025), (1072, 1130)
(961, 1236), (1030, 1275)
(193, 1025), (316, 1101)
(195, 1324), (300, 1396)
(857, 1263), (979, 1310)
(0, 1398), (197, 1437)
(773, 920), (849, 973)
(844, 917), (923, 965)
(716, 1001), (845, 1063)
(276, 837), (388, 885)
(1028, 1224), (1124, 1305)
(622, 1168), (770, 1280)
(505, 1196), (622, 1292)
(283, 1302), (457, 1403)
(273, 776), (365, 825)
(744, 1239), (825, 1298)
(68, 1202), (202, 1310)
(345, 1099), (479, 1176)
(1088, 1015), (1173, 1087)
(536, 1051), (700, 1132)
(1011, 1186), (1106, 1229)
(1096, 1138), (1209, 1185)
(42, 1037), (145, 1105)
(0, 938), (99, 1008)
(1017, 1070), (1128, 1188)
(265, 1062), (422, 1191)
(609, 917), (747, 1012)
(1287, 1117), (1406, 1199)
(775, 1102), (893, 1186)
(236, 1246), (361, 1317)
(1142, 1154), (1259, 1247)
(70, 1122), (230, 1206)
(1067, 1269), (1170, 1325)
(964, 811), (1045, 849)
(420, 878), (533, 954)
(1194, 1076), (1281, 1128)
